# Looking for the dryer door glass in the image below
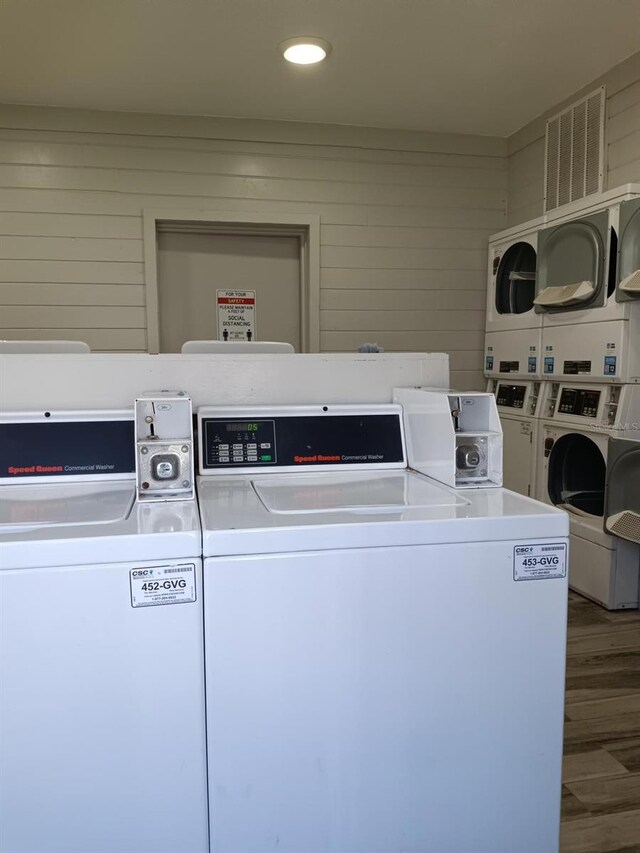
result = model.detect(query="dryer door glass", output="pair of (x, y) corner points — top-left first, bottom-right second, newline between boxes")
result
(535, 211), (608, 312)
(618, 198), (640, 300)
(548, 433), (606, 516)
(495, 242), (536, 315)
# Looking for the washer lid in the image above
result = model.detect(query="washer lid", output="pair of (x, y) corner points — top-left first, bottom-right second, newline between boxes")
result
(0, 481), (135, 529)
(199, 469), (568, 556)
(252, 471), (465, 514)
(0, 481), (201, 569)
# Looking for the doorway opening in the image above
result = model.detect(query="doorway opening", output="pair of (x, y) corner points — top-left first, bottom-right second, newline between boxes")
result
(143, 211), (320, 353)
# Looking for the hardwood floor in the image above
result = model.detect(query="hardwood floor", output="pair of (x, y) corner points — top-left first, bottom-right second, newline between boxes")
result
(561, 592), (640, 853)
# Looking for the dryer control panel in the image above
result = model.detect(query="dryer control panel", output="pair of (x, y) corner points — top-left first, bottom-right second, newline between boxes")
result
(198, 405), (406, 475)
(496, 384), (526, 409)
(557, 387), (601, 417)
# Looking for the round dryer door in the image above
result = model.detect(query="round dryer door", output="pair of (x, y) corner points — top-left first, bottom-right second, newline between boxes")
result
(618, 199), (640, 301)
(547, 433), (606, 516)
(536, 211), (609, 311)
(495, 242), (537, 315)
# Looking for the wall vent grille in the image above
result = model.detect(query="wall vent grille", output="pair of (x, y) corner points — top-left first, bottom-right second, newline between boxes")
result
(544, 86), (605, 212)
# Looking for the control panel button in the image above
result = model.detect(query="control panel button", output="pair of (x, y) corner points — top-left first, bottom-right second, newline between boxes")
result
(202, 418), (277, 469)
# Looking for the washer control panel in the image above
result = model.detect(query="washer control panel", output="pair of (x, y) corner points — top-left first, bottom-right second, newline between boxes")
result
(198, 405), (406, 474)
(203, 420), (276, 467)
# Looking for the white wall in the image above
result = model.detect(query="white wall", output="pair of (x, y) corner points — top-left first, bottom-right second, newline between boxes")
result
(507, 51), (640, 226)
(0, 352), (449, 411)
(0, 104), (507, 390)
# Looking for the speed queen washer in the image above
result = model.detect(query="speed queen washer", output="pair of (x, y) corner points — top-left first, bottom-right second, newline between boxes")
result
(0, 408), (208, 853)
(197, 402), (569, 853)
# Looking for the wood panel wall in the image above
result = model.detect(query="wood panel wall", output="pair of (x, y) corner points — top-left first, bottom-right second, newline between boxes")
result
(0, 105), (507, 390)
(507, 51), (640, 226)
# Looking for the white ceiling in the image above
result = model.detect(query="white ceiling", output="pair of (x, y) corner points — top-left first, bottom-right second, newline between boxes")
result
(0, 0), (639, 137)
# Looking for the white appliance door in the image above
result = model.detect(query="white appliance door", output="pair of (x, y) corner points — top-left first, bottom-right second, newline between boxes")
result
(0, 559), (208, 853)
(501, 417), (534, 496)
(493, 240), (537, 321)
(204, 542), (567, 853)
(536, 213), (607, 312)
(618, 198), (640, 301)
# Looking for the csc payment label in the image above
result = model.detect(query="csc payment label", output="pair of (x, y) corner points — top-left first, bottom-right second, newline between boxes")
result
(513, 543), (567, 581)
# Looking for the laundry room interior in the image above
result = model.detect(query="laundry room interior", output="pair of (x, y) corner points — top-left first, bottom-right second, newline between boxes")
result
(1, 3), (640, 853)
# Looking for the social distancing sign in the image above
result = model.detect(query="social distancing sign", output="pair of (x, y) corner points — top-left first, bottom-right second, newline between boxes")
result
(217, 290), (256, 341)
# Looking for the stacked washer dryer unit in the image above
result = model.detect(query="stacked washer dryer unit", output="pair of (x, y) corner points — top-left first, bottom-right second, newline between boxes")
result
(534, 184), (640, 609)
(484, 217), (547, 496)
(0, 395), (209, 853)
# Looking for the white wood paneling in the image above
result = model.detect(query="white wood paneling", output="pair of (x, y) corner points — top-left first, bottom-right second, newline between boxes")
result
(0, 104), (507, 156)
(321, 246), (484, 271)
(321, 268), (486, 290)
(2, 306), (146, 328)
(321, 225), (491, 250)
(450, 370), (485, 389)
(0, 128), (506, 172)
(608, 128), (640, 172)
(0, 212), (141, 238)
(322, 309), (484, 332)
(607, 102), (640, 145)
(0, 163), (506, 209)
(0, 138), (506, 189)
(0, 105), (506, 379)
(321, 290), (439, 311)
(608, 161), (640, 189)
(0, 283), (144, 306)
(0, 260), (143, 283)
(0, 236), (142, 262)
(437, 290), (485, 310)
(506, 50), (640, 226)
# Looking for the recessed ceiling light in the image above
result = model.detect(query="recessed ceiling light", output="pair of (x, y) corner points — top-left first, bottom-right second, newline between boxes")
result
(279, 37), (331, 65)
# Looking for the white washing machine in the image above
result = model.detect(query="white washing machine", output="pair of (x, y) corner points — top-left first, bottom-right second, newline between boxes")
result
(487, 378), (546, 496)
(536, 382), (640, 609)
(0, 409), (209, 853)
(537, 185), (640, 383)
(197, 402), (569, 853)
(484, 216), (544, 381)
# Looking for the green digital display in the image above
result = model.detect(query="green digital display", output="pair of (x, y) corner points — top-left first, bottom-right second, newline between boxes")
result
(226, 422), (259, 432)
